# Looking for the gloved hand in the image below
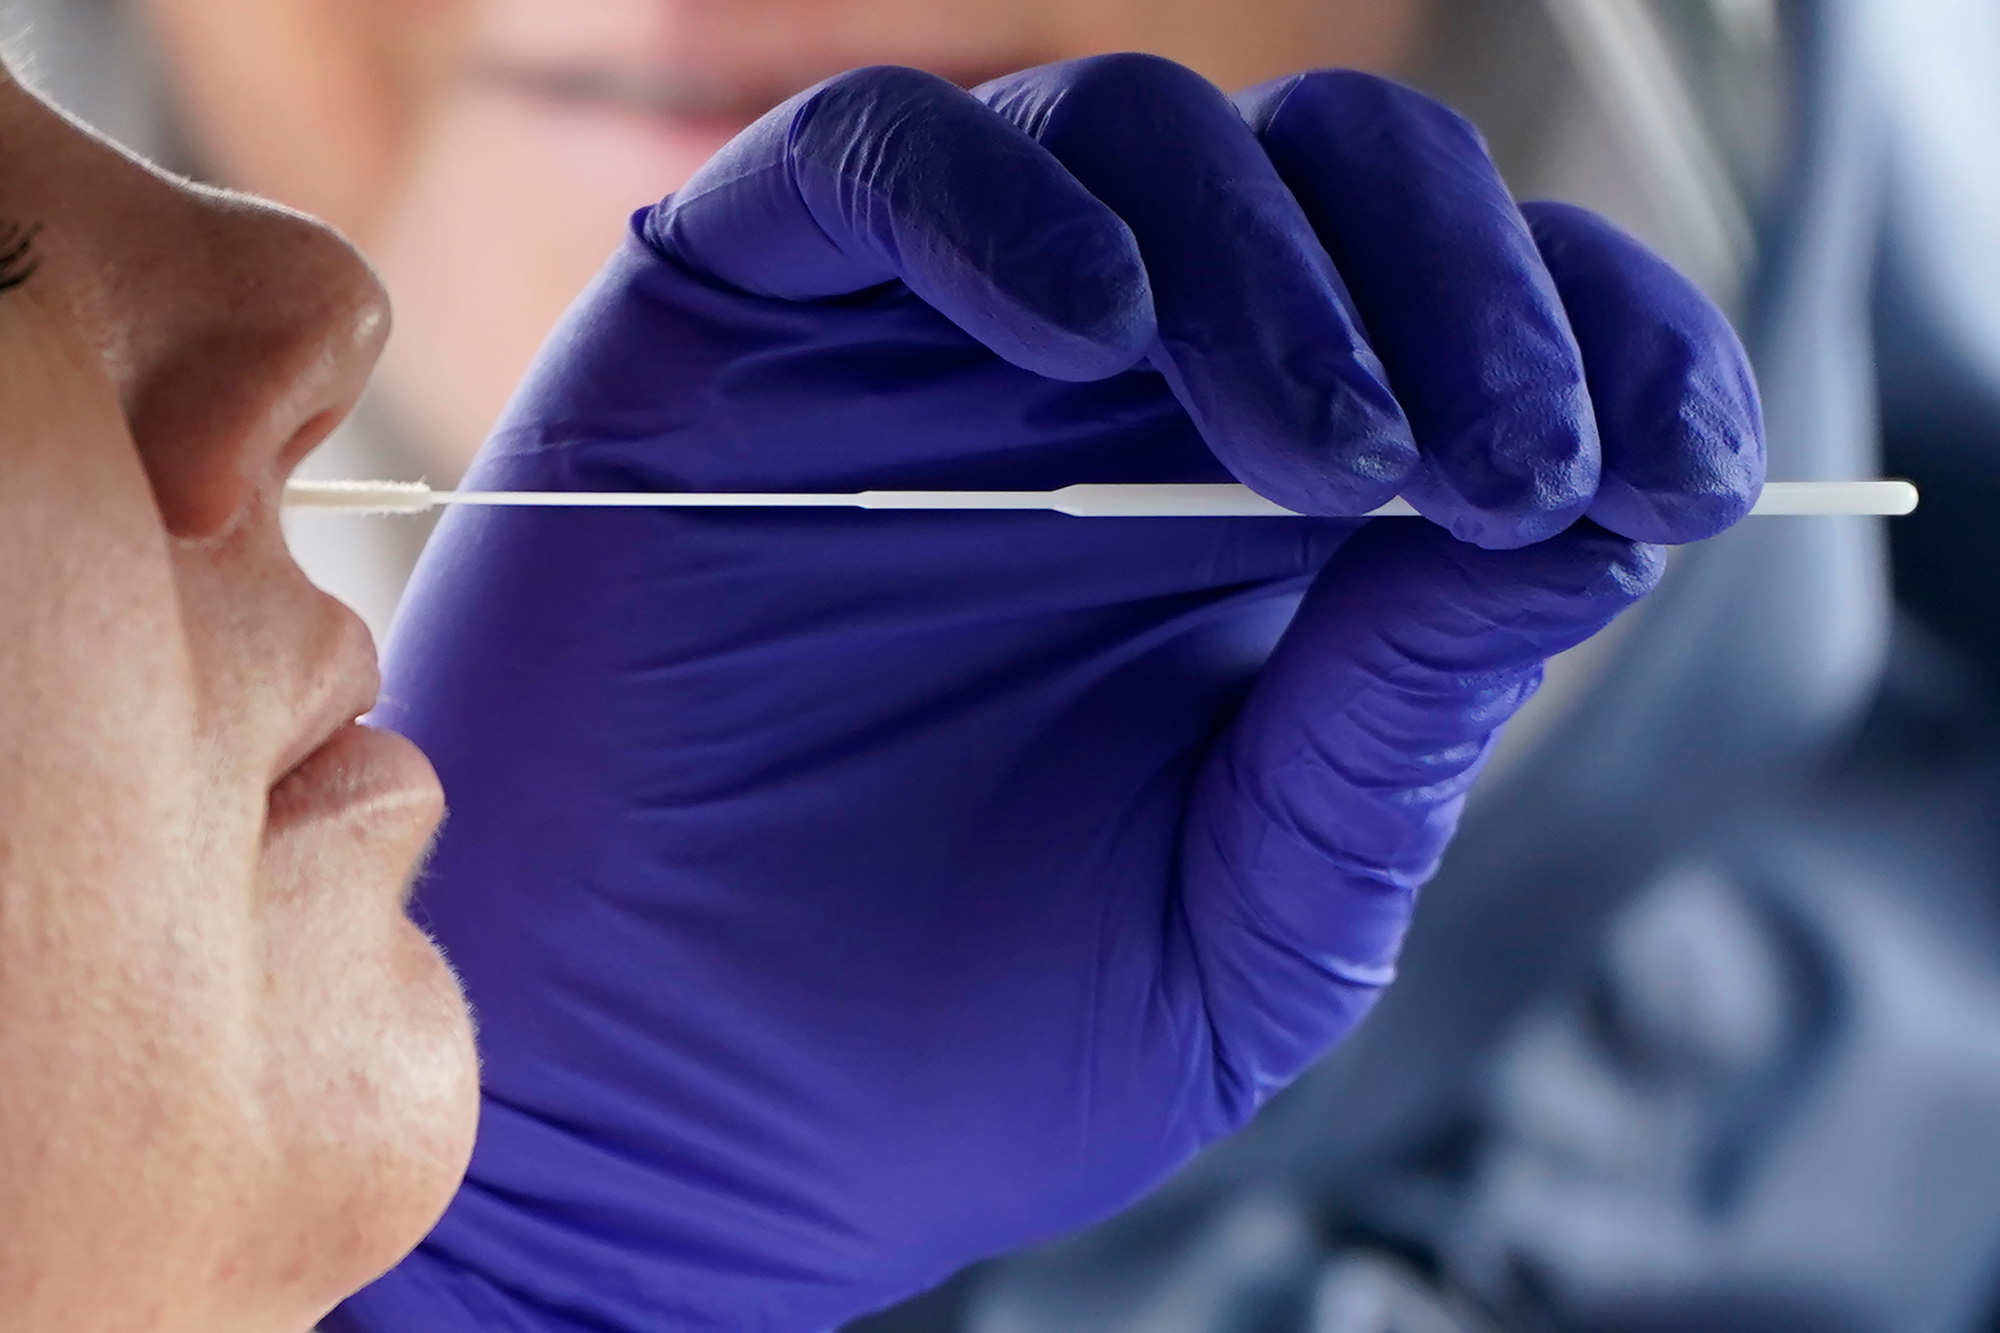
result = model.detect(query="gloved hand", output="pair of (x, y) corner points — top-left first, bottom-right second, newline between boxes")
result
(328, 58), (1761, 1332)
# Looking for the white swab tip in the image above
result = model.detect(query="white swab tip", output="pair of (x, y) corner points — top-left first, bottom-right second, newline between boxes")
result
(1751, 479), (1918, 516)
(283, 480), (437, 514)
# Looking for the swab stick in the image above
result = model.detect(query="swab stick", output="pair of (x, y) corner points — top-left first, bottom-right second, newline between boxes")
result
(282, 479), (1920, 519)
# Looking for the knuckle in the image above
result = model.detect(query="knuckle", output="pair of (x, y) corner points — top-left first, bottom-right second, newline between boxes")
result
(821, 63), (957, 101)
(803, 65), (970, 134)
(1267, 69), (1484, 152)
(1066, 51), (1218, 103)
(1520, 199), (1623, 257)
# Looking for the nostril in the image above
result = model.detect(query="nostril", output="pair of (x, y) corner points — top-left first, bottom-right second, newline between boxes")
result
(276, 406), (352, 477)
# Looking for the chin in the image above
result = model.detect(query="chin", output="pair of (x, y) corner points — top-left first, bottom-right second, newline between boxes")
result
(362, 922), (484, 1242)
(249, 795), (482, 1318)
(283, 924), (483, 1323)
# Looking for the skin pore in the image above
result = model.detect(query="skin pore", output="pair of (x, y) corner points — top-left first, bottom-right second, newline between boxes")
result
(138, 0), (1433, 479)
(0, 66), (477, 1332)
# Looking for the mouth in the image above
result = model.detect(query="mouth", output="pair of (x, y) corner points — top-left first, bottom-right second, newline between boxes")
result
(270, 637), (381, 791)
(464, 55), (1042, 130)
(266, 722), (443, 834)
(265, 615), (440, 832)
(465, 57), (796, 129)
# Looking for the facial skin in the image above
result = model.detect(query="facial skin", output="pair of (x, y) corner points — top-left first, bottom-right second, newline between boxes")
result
(0, 67), (477, 1332)
(139, 0), (1431, 478)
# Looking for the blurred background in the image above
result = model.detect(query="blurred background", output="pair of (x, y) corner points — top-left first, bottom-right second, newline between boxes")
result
(9, 0), (1999, 1327)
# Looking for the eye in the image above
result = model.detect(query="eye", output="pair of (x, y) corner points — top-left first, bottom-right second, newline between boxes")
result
(0, 221), (43, 294)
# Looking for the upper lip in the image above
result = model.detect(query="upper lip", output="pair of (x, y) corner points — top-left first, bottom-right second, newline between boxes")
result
(269, 623), (382, 789)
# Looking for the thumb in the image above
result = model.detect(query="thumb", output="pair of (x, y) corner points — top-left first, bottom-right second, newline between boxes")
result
(1178, 520), (1664, 1118)
(645, 65), (1156, 381)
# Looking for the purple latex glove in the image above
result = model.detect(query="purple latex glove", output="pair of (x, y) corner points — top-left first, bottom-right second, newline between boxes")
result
(328, 60), (1762, 1332)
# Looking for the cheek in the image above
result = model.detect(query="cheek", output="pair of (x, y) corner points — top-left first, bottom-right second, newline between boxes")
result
(142, 0), (462, 231)
(368, 92), (733, 477)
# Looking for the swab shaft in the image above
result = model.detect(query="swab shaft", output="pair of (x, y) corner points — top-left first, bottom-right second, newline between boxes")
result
(283, 478), (1920, 519)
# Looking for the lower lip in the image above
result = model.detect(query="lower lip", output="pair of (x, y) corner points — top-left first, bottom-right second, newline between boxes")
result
(266, 723), (443, 833)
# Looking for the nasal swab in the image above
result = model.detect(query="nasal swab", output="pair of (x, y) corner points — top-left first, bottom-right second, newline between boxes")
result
(282, 478), (1919, 519)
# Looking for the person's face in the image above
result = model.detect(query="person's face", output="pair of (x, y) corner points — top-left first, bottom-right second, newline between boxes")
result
(139, 0), (1429, 479)
(0, 66), (477, 1331)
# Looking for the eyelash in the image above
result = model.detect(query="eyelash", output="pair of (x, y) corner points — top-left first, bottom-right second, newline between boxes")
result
(0, 221), (43, 294)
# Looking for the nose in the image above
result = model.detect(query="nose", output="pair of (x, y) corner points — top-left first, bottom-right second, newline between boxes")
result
(112, 185), (390, 541)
